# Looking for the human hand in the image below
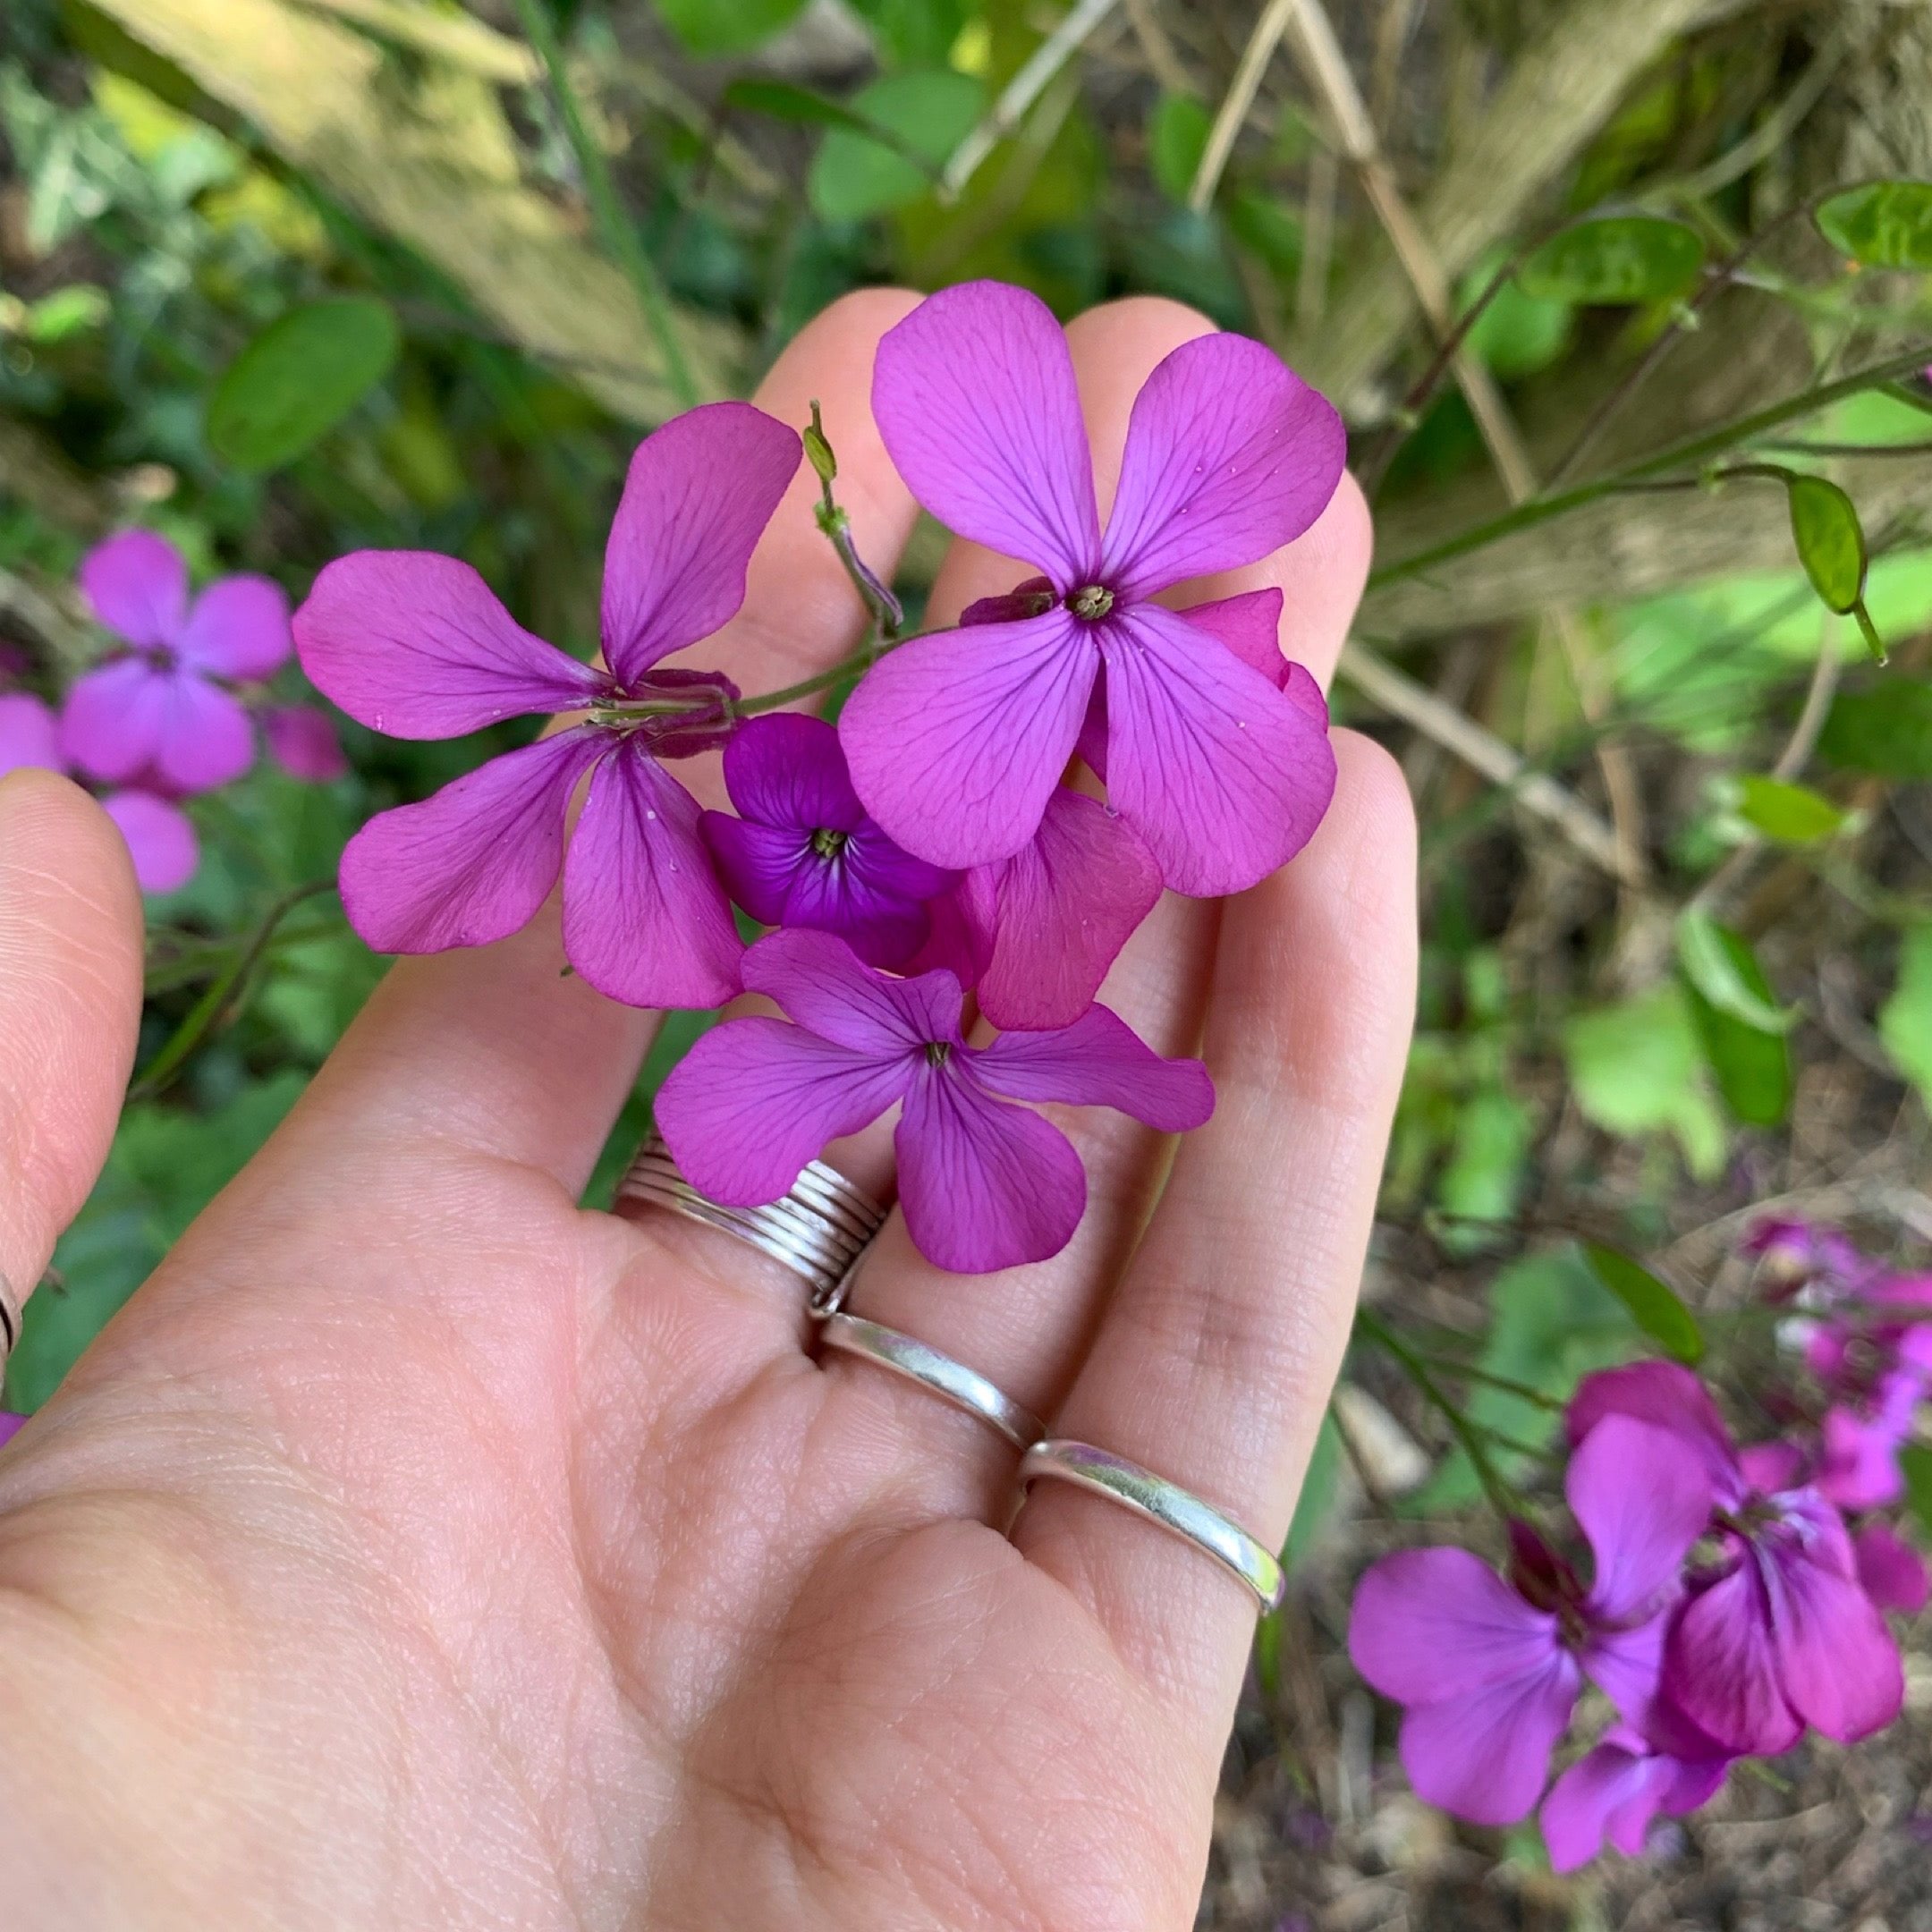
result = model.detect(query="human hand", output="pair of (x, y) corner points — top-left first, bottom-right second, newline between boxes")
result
(0, 292), (1415, 1932)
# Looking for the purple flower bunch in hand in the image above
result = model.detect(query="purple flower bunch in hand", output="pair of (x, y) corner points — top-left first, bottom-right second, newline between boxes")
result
(293, 282), (1349, 1272)
(1350, 1221), (1932, 1872)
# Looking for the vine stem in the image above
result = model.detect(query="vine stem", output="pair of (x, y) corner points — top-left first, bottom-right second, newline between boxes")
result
(509, 0), (700, 412)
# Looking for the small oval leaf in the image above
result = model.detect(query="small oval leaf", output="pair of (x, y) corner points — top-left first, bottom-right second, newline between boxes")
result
(1816, 180), (1932, 270)
(806, 70), (985, 224)
(1680, 918), (1792, 1128)
(1678, 907), (1792, 1034)
(1584, 1244), (1705, 1365)
(1516, 216), (1706, 304)
(1735, 774), (1847, 845)
(208, 298), (399, 473)
(1786, 474), (1868, 614)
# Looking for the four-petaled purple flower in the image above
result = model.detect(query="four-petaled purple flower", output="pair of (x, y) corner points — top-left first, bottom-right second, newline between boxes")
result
(63, 530), (290, 793)
(840, 281), (1343, 897)
(1347, 1414), (1714, 1826)
(699, 713), (953, 970)
(655, 928), (1214, 1273)
(1538, 1725), (1731, 1875)
(295, 402), (801, 1009)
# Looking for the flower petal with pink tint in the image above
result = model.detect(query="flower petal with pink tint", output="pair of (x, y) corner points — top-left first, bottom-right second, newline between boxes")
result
(1349, 1547), (1563, 1706)
(970, 1003), (1213, 1131)
(599, 402), (801, 686)
(101, 790), (198, 894)
(1100, 333), (1345, 597)
(150, 673), (256, 793)
(872, 280), (1101, 587)
(741, 928), (956, 1056)
(895, 1065), (1086, 1272)
(79, 530), (187, 647)
(1771, 1530), (1903, 1743)
(0, 692), (60, 774)
(264, 706), (350, 782)
(970, 787), (1163, 1031)
(1852, 1522), (1928, 1614)
(774, 829), (936, 970)
(1103, 602), (1335, 895)
(1569, 1415), (1714, 1624)
(1665, 1560), (1801, 1756)
(723, 713), (864, 832)
(1541, 1733), (1728, 1873)
(339, 727), (605, 954)
(1175, 587), (1287, 686)
(0, 1413), (23, 1450)
(1397, 1653), (1581, 1826)
(58, 657), (166, 783)
(1568, 1361), (1743, 1501)
(841, 608), (1095, 869)
(656, 1017), (910, 1207)
(295, 551), (606, 738)
(560, 739), (742, 1011)
(176, 574), (292, 679)
(1580, 1613), (1671, 1732)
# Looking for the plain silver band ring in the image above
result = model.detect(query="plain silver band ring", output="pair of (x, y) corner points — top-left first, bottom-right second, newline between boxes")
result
(817, 1313), (1045, 1452)
(616, 1130), (885, 1302)
(1018, 1440), (1285, 1613)
(0, 1271), (18, 1364)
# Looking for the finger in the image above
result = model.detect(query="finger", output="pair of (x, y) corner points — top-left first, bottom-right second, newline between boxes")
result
(1011, 732), (1417, 1725)
(0, 771), (142, 1318)
(821, 298), (1371, 1517)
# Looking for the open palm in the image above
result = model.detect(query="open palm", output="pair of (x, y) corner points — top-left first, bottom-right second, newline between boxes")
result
(0, 293), (1414, 1932)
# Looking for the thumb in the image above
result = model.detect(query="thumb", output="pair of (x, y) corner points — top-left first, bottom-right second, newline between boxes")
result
(0, 770), (143, 1344)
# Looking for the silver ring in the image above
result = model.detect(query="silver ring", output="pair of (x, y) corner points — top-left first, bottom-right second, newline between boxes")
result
(617, 1129), (885, 1301)
(1018, 1440), (1285, 1613)
(0, 1271), (20, 1365)
(817, 1312), (1045, 1452)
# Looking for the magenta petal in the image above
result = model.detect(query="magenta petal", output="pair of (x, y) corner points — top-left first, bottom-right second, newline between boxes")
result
(872, 280), (1101, 586)
(150, 673), (255, 792)
(1396, 1656), (1580, 1827)
(740, 928), (958, 1055)
(1350, 1549), (1563, 1704)
(1771, 1539), (1903, 1743)
(1570, 1416), (1714, 1624)
(0, 1412), (23, 1450)
(1101, 334), (1345, 597)
(905, 876), (997, 990)
(561, 740), (742, 1011)
(600, 402), (801, 686)
(971, 788), (1163, 1031)
(1175, 587), (1288, 688)
(895, 1067), (1086, 1272)
(776, 831), (935, 970)
(1541, 1741), (1681, 1872)
(79, 530), (188, 647)
(841, 608), (1096, 869)
(723, 712), (863, 831)
(1852, 1523), (1929, 1614)
(295, 551), (606, 738)
(1104, 603), (1336, 896)
(100, 790), (198, 894)
(701, 812), (809, 926)
(176, 574), (292, 678)
(58, 658), (165, 783)
(657, 1017), (910, 1207)
(1665, 1562), (1801, 1756)
(1567, 1362), (1743, 1499)
(264, 706), (350, 782)
(969, 1004), (1213, 1131)
(1580, 1611), (1669, 1732)
(339, 727), (604, 953)
(0, 692), (61, 774)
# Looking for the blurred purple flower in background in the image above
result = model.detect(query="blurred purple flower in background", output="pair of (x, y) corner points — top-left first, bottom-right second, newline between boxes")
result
(263, 705), (349, 783)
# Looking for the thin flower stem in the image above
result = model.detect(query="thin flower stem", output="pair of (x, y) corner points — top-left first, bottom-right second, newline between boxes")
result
(805, 400), (904, 640)
(509, 0), (700, 412)
(733, 623), (958, 717)
(1411, 1356), (1570, 1413)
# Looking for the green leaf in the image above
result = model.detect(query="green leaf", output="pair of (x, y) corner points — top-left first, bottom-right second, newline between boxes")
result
(1515, 216), (1705, 304)
(722, 79), (937, 181)
(1816, 180), (1932, 271)
(653, 0), (809, 56)
(1563, 984), (1726, 1177)
(23, 283), (109, 342)
(1901, 1442), (1932, 1540)
(843, 0), (968, 67)
(1460, 246), (1572, 380)
(1819, 681), (1932, 779)
(806, 70), (986, 224)
(1676, 907), (1792, 1034)
(1879, 925), (1932, 1109)
(1148, 93), (1211, 205)
(1435, 1086), (1532, 1248)
(1682, 919), (1792, 1129)
(1281, 1408), (1343, 1573)
(1734, 774), (1847, 845)
(1584, 1244), (1705, 1364)
(1785, 473), (1868, 615)
(206, 297), (400, 472)
(1226, 191), (1301, 275)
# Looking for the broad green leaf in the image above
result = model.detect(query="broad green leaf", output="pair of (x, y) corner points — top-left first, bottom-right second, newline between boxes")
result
(807, 70), (986, 224)
(1148, 93), (1211, 205)
(1584, 1244), (1705, 1364)
(1901, 1443), (1932, 1540)
(1735, 774), (1846, 844)
(1786, 474), (1867, 615)
(1516, 216), (1705, 304)
(654, 0), (809, 56)
(1563, 985), (1726, 1177)
(1461, 247), (1572, 379)
(1816, 180), (1932, 270)
(843, 0), (967, 66)
(723, 79), (936, 181)
(207, 298), (400, 472)
(1677, 908), (1792, 1034)
(1819, 681), (1932, 779)
(1683, 920), (1792, 1129)
(1879, 926), (1932, 1109)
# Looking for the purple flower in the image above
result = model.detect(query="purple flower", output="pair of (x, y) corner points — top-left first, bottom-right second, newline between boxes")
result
(1852, 1521), (1929, 1614)
(699, 713), (953, 970)
(1539, 1725), (1731, 1874)
(1571, 1362), (1902, 1756)
(1818, 1368), (1923, 1512)
(840, 281), (1343, 897)
(295, 403), (801, 1009)
(0, 1412), (22, 1450)
(264, 705), (349, 783)
(1347, 1415), (1714, 1826)
(62, 530), (289, 793)
(0, 691), (198, 893)
(654, 928), (1214, 1273)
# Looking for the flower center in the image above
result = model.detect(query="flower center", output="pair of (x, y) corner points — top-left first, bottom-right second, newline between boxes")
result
(923, 1041), (952, 1068)
(1068, 583), (1115, 622)
(809, 826), (849, 860)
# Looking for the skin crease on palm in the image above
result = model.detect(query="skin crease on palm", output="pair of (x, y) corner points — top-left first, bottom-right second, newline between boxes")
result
(0, 292), (1415, 1932)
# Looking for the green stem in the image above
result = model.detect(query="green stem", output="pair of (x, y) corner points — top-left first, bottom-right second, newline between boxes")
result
(1369, 343), (1932, 591)
(734, 621), (958, 717)
(509, 0), (700, 411)
(1411, 1356), (1569, 1413)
